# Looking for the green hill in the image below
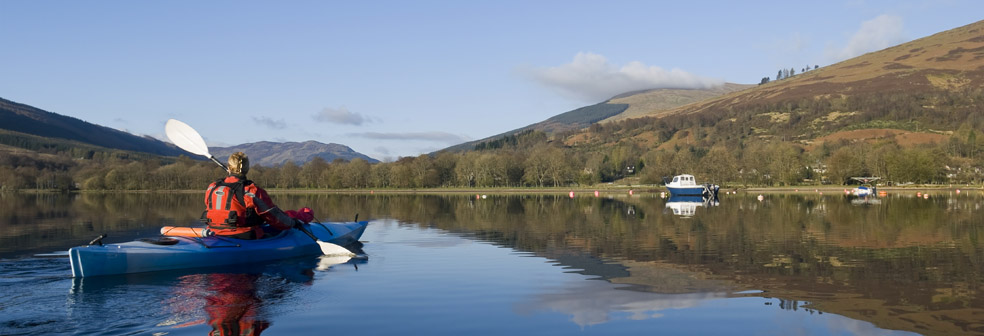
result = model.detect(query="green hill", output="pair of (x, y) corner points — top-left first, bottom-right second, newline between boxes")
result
(0, 97), (185, 157)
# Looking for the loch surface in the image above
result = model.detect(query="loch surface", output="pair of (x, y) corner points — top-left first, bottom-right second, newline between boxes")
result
(1, 191), (981, 335)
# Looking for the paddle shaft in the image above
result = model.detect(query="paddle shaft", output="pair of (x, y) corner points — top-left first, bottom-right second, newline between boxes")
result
(294, 222), (320, 242)
(208, 156), (228, 172)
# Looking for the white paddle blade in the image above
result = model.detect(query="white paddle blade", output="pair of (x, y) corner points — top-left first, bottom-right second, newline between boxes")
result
(316, 255), (353, 271)
(165, 119), (211, 157)
(316, 241), (355, 257)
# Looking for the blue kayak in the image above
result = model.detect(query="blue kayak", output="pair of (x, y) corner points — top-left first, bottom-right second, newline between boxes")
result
(68, 221), (368, 277)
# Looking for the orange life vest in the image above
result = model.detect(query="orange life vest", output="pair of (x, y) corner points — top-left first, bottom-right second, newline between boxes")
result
(204, 178), (263, 230)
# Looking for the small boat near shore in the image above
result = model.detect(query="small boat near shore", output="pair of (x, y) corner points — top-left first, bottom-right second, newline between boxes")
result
(664, 174), (720, 198)
(850, 177), (880, 197)
(852, 185), (874, 197)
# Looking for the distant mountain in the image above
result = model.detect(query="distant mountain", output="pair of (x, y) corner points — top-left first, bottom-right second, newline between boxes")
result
(211, 140), (379, 166)
(0, 97), (185, 156)
(440, 84), (748, 153)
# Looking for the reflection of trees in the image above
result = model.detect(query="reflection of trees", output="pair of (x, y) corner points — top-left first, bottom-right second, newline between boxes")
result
(0, 193), (202, 257)
(6, 192), (983, 334)
(302, 192), (984, 335)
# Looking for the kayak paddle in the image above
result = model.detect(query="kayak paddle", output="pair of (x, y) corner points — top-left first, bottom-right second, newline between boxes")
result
(164, 119), (228, 171)
(163, 118), (353, 257)
(296, 222), (356, 256)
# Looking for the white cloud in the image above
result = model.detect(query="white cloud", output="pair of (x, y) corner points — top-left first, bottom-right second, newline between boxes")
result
(827, 14), (905, 62)
(524, 52), (724, 103)
(352, 131), (470, 144)
(252, 116), (287, 130)
(313, 106), (369, 126)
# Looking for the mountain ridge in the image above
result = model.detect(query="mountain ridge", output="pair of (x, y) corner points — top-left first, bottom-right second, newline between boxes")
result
(0, 97), (378, 166)
(211, 140), (379, 166)
(0, 97), (186, 157)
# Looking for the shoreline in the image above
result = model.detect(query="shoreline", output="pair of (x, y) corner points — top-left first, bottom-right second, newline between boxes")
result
(10, 184), (977, 194)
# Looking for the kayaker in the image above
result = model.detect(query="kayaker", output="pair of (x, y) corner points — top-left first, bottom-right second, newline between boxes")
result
(203, 152), (298, 239)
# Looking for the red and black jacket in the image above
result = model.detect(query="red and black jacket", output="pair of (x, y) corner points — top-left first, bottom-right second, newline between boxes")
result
(203, 175), (296, 239)
(204, 177), (263, 230)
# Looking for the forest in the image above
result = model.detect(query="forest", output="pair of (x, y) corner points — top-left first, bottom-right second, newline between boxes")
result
(1, 128), (980, 192)
(2, 88), (983, 191)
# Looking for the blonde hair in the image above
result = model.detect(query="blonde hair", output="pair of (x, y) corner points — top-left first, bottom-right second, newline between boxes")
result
(228, 152), (250, 175)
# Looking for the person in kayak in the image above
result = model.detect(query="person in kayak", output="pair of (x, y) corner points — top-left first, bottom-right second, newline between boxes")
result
(203, 152), (298, 239)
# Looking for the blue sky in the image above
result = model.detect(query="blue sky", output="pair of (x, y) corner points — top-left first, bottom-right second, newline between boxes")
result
(1, 1), (981, 161)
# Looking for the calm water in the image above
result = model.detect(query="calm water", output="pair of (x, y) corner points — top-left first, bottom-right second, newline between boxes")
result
(1, 191), (982, 335)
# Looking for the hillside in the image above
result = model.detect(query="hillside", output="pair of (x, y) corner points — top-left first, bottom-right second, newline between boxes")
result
(442, 84), (747, 153)
(563, 20), (984, 153)
(654, 19), (984, 143)
(211, 140), (379, 166)
(603, 83), (753, 122)
(0, 97), (185, 157)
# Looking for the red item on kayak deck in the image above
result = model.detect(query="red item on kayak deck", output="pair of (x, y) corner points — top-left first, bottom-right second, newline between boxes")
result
(285, 207), (315, 223)
(297, 207), (314, 223)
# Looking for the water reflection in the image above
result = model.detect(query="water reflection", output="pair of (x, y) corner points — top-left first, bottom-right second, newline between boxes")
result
(664, 195), (719, 217)
(177, 273), (271, 335)
(3, 191), (983, 335)
(65, 256), (351, 335)
(518, 278), (727, 327)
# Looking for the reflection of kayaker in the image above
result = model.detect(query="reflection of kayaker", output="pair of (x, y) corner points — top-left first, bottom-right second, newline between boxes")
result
(204, 152), (299, 240)
(168, 272), (276, 336)
(203, 272), (269, 336)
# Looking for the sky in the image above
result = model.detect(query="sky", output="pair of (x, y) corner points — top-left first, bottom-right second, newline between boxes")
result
(1, 1), (982, 161)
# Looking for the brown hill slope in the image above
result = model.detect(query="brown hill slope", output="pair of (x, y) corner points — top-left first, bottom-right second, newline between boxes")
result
(668, 19), (984, 119)
(442, 84), (749, 153)
(582, 19), (984, 152)
(603, 83), (753, 122)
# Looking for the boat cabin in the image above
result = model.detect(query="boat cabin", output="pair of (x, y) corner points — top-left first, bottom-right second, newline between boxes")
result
(668, 174), (698, 187)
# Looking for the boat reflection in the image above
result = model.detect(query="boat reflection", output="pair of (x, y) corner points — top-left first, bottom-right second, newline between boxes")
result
(664, 195), (719, 217)
(849, 195), (882, 205)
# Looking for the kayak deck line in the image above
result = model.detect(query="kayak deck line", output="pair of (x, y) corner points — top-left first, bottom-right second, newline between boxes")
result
(68, 221), (369, 277)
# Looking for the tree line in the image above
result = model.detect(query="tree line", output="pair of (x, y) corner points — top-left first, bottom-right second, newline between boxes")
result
(3, 87), (983, 191)
(761, 64), (821, 84)
(1, 130), (981, 192)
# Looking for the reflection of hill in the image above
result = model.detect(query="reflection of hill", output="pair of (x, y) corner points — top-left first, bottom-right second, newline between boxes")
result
(5, 192), (983, 335)
(540, 249), (629, 280)
(321, 193), (983, 336)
